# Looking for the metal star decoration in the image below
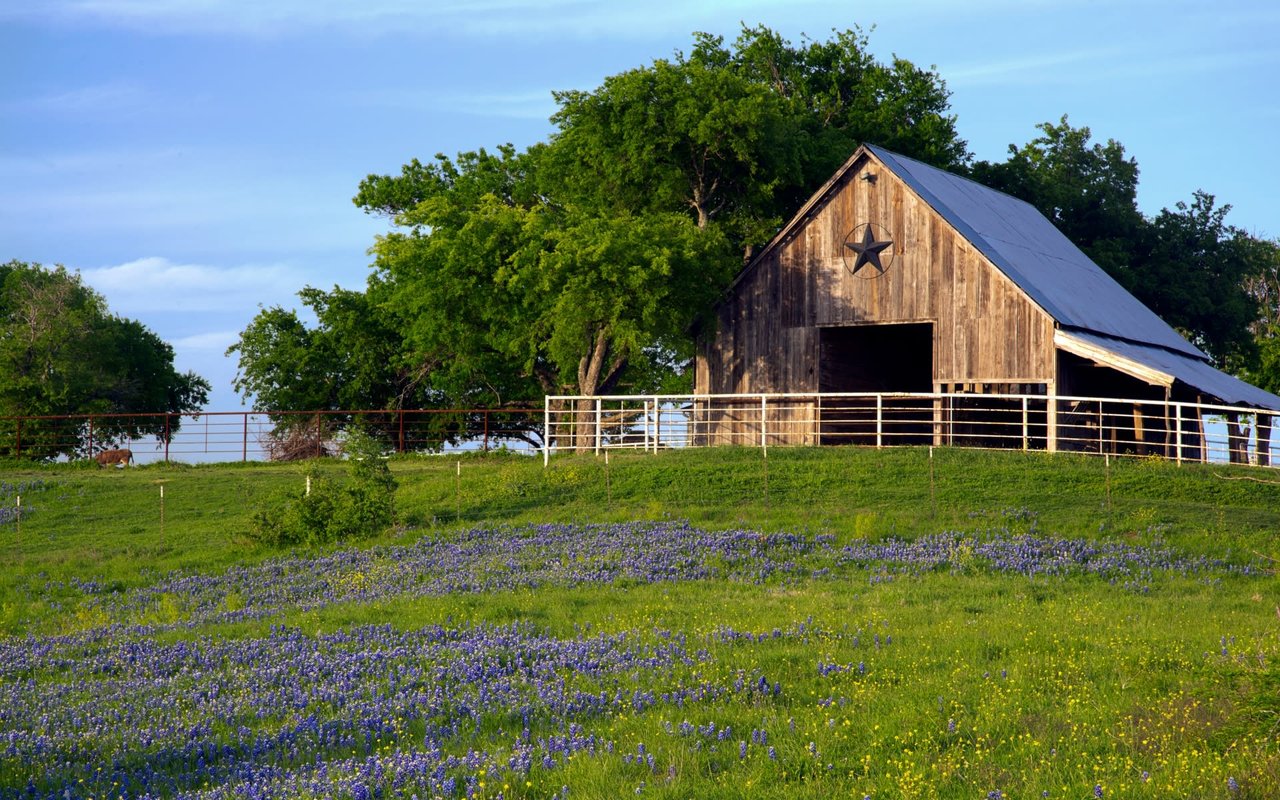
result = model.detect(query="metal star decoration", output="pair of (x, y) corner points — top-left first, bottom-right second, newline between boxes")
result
(844, 225), (894, 276)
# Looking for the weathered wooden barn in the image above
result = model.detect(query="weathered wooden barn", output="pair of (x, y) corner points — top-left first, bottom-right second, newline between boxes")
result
(693, 144), (1280, 457)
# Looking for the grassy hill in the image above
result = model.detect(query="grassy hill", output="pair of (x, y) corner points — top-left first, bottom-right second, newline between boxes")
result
(2, 447), (1279, 798)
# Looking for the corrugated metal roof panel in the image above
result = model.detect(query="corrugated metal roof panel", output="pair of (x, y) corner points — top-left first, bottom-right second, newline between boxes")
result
(1062, 331), (1280, 410)
(868, 145), (1205, 360)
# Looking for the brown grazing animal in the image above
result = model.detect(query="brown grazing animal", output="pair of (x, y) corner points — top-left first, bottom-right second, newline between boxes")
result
(95, 448), (134, 467)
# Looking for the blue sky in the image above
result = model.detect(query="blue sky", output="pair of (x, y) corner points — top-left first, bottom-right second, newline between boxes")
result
(3, 0), (1277, 411)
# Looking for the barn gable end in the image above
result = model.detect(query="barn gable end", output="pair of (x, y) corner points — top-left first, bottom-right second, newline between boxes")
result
(696, 146), (1056, 397)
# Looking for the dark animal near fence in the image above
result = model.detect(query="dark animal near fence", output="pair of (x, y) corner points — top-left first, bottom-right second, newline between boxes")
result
(95, 448), (133, 467)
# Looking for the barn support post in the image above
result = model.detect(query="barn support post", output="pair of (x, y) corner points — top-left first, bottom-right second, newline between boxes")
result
(1258, 412), (1272, 468)
(1132, 404), (1146, 456)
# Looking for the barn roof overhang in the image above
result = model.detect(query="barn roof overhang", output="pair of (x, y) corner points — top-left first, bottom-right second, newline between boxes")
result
(1055, 329), (1280, 411)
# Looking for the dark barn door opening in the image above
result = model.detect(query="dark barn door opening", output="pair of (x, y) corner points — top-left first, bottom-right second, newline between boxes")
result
(819, 323), (933, 445)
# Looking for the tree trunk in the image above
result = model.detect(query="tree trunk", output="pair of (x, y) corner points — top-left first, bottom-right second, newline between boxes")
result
(1225, 412), (1251, 464)
(571, 327), (627, 451)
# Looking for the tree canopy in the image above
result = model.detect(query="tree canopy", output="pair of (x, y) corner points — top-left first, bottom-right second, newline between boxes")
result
(229, 25), (1280, 428)
(232, 25), (967, 418)
(971, 117), (1277, 370)
(0, 260), (210, 459)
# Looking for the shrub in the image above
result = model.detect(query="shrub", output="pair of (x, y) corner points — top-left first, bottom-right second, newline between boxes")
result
(250, 427), (397, 547)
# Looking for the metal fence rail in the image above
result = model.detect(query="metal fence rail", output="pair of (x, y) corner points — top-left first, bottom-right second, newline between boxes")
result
(543, 392), (1277, 468)
(0, 408), (543, 463)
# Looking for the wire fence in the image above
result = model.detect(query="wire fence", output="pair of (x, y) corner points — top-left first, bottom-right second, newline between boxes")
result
(544, 391), (1278, 468)
(3, 392), (1276, 469)
(0, 408), (544, 464)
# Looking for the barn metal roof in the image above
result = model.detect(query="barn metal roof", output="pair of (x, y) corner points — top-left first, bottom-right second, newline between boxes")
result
(865, 146), (1280, 409)
(727, 144), (1280, 410)
(866, 145), (1206, 360)
(1058, 330), (1280, 410)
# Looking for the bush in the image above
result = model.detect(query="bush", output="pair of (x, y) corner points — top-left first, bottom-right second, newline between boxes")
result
(250, 428), (397, 547)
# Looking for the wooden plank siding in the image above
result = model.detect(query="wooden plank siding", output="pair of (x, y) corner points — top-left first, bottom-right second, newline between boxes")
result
(696, 150), (1056, 444)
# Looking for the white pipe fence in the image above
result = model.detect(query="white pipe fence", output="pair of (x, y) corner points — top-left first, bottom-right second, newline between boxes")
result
(543, 391), (1278, 468)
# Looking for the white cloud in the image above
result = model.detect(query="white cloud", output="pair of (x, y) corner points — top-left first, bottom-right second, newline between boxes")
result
(943, 48), (1126, 87)
(81, 256), (307, 315)
(358, 88), (558, 120)
(6, 0), (834, 39)
(171, 330), (243, 351)
(10, 0), (590, 36)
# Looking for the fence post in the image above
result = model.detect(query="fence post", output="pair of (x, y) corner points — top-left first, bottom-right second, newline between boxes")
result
(15, 418), (20, 459)
(644, 399), (651, 453)
(399, 409), (405, 453)
(760, 395), (768, 452)
(483, 410), (489, 453)
(543, 396), (550, 467)
(243, 413), (248, 462)
(87, 416), (94, 458)
(593, 394), (604, 453)
(1174, 402), (1183, 465)
(652, 396), (660, 450)
(1257, 412), (1272, 468)
(875, 393), (883, 449)
(1021, 396), (1029, 450)
(1046, 383), (1058, 453)
(164, 415), (170, 463)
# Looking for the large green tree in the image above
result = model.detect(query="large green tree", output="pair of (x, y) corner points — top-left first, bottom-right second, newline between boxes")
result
(970, 116), (1144, 282)
(337, 25), (968, 409)
(548, 26), (965, 258)
(1139, 192), (1267, 368)
(973, 118), (1272, 371)
(230, 25), (966, 418)
(228, 284), (406, 412)
(0, 260), (210, 459)
(356, 145), (734, 402)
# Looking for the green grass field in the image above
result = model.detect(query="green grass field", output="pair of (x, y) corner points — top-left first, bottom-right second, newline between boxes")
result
(2, 447), (1279, 798)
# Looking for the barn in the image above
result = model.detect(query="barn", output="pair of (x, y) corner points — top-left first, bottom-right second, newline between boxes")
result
(693, 144), (1280, 460)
